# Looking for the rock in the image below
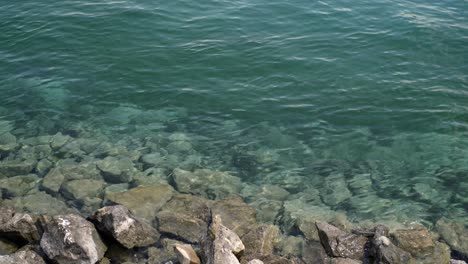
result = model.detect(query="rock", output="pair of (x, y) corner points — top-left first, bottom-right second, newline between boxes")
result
(331, 258), (362, 264)
(249, 199), (283, 223)
(36, 159), (53, 176)
(436, 218), (468, 258)
(247, 260), (264, 264)
(50, 132), (72, 150)
(316, 222), (367, 260)
(417, 241), (450, 264)
(40, 214), (107, 264)
(41, 168), (65, 194)
(0, 174), (40, 197)
(104, 243), (140, 263)
(275, 235), (305, 257)
(212, 196), (257, 237)
(450, 260), (467, 264)
(242, 224), (279, 256)
(392, 226), (434, 256)
(156, 194), (211, 243)
(373, 227), (413, 264)
(1, 192), (77, 215)
(0, 211), (39, 244)
(0, 249), (47, 264)
(280, 199), (336, 241)
(301, 241), (332, 264)
(148, 246), (177, 264)
(172, 168), (243, 199)
(202, 214), (244, 264)
(0, 238), (18, 255)
(320, 173), (352, 206)
(17, 144), (52, 160)
(61, 179), (105, 201)
(157, 211), (207, 243)
(103, 183), (129, 198)
(0, 159), (36, 177)
(97, 156), (135, 183)
(174, 243), (201, 264)
(89, 205), (159, 248)
(106, 184), (174, 222)
(241, 184), (290, 202)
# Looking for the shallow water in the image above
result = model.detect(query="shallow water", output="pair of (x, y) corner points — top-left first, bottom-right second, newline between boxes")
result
(0, 0), (467, 226)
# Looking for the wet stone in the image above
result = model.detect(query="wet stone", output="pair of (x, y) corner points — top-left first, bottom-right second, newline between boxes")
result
(0, 238), (18, 255)
(436, 218), (468, 258)
(0, 159), (36, 178)
(0, 174), (40, 197)
(212, 196), (257, 237)
(316, 222), (368, 260)
(35, 158), (53, 177)
(42, 168), (65, 194)
(60, 179), (105, 201)
(2, 191), (78, 216)
(0, 249), (47, 264)
(157, 211), (207, 243)
(392, 226), (434, 256)
(89, 205), (160, 248)
(320, 173), (352, 206)
(106, 184), (174, 222)
(40, 214), (107, 264)
(242, 224), (279, 256)
(174, 243), (201, 264)
(97, 156), (135, 183)
(50, 132), (72, 150)
(0, 211), (39, 244)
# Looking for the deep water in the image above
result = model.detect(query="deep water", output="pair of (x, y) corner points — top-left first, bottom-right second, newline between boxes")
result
(0, 0), (467, 226)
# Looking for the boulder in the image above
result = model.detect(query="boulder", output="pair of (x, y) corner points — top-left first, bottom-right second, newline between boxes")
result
(372, 226), (413, 264)
(0, 159), (36, 177)
(50, 132), (72, 150)
(172, 168), (243, 199)
(392, 226), (434, 256)
(156, 194), (211, 243)
(174, 243), (201, 264)
(212, 196), (257, 237)
(242, 224), (279, 256)
(301, 241), (332, 264)
(1, 192), (77, 215)
(40, 214), (107, 264)
(96, 156), (135, 183)
(105, 184), (174, 222)
(89, 205), (159, 248)
(0, 174), (40, 197)
(42, 168), (65, 194)
(316, 222), (367, 260)
(35, 159), (53, 177)
(436, 218), (468, 258)
(60, 179), (105, 201)
(202, 214), (245, 264)
(0, 249), (46, 264)
(0, 211), (39, 244)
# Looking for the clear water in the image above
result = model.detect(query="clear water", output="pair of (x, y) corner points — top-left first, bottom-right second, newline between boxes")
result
(0, 0), (467, 225)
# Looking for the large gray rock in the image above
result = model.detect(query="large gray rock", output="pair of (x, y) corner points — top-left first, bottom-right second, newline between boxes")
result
(40, 214), (107, 264)
(372, 226), (414, 264)
(241, 224), (279, 256)
(0, 249), (47, 264)
(202, 214), (244, 264)
(156, 194), (211, 243)
(97, 156), (135, 183)
(316, 222), (367, 260)
(89, 205), (159, 248)
(105, 184), (174, 222)
(436, 218), (468, 258)
(0, 210), (39, 243)
(212, 196), (257, 237)
(392, 226), (434, 256)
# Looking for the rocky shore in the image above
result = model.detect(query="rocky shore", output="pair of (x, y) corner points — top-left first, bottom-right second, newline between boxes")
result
(1, 109), (468, 263)
(1, 202), (467, 264)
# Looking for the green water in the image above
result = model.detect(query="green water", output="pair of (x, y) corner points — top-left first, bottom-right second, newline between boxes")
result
(0, 0), (467, 225)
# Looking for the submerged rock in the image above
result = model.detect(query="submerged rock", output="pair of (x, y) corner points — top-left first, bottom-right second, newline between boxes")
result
(0, 249), (47, 264)
(0, 159), (36, 178)
(60, 179), (105, 202)
(2, 191), (77, 215)
(392, 226), (434, 256)
(89, 205), (159, 248)
(320, 173), (352, 206)
(105, 184), (174, 222)
(96, 156), (135, 183)
(241, 224), (279, 256)
(172, 168), (243, 199)
(372, 225), (413, 264)
(0, 174), (40, 197)
(212, 196), (257, 237)
(436, 218), (468, 258)
(40, 214), (107, 264)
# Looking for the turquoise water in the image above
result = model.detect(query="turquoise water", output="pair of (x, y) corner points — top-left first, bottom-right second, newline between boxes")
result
(1, 0), (467, 225)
